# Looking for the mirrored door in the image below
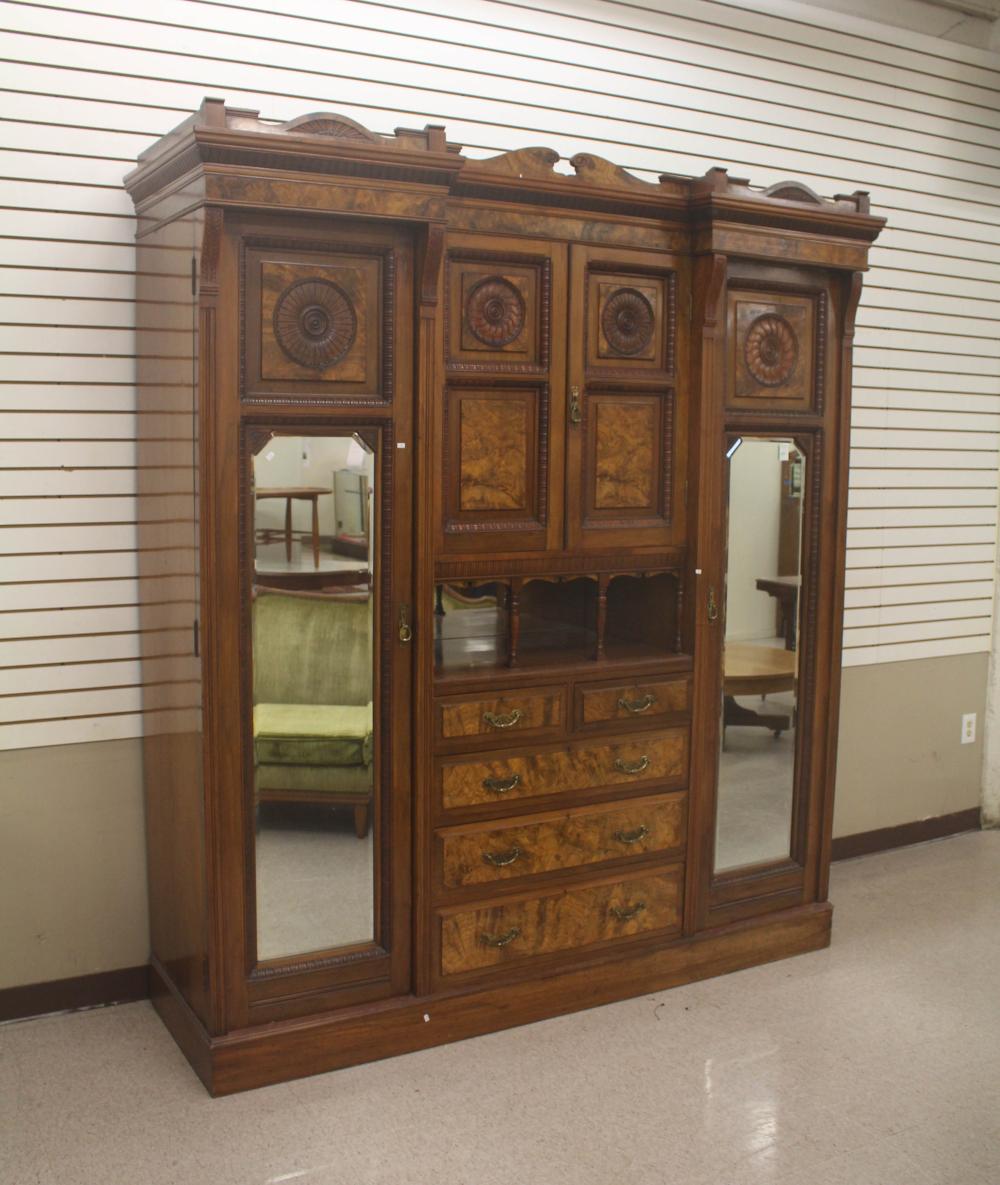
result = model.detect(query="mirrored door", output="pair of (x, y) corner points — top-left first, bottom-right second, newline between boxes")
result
(239, 422), (411, 1016)
(714, 436), (806, 878)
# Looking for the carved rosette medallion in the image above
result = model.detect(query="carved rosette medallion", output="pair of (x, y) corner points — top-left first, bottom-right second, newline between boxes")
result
(601, 287), (655, 356)
(465, 276), (525, 347)
(744, 314), (798, 387)
(273, 278), (357, 370)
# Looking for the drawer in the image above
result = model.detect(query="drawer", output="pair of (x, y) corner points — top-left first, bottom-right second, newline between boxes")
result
(438, 729), (688, 812)
(438, 792), (686, 889)
(435, 685), (564, 748)
(574, 676), (690, 731)
(439, 866), (683, 976)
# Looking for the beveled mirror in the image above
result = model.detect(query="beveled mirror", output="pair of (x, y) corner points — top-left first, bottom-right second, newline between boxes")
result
(714, 436), (804, 874)
(248, 430), (377, 962)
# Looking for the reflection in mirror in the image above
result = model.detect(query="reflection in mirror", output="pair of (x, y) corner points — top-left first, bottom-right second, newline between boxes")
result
(715, 437), (803, 874)
(251, 432), (377, 961)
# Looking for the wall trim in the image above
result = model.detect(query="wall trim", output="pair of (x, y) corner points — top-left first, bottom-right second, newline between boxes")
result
(0, 965), (149, 1024)
(831, 808), (982, 861)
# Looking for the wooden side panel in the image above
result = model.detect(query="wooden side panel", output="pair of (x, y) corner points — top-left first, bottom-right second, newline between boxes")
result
(136, 202), (210, 1028)
(438, 792), (687, 888)
(439, 866), (683, 975)
(439, 730), (689, 811)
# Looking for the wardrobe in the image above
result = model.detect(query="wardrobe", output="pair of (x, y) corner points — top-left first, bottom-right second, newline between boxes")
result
(125, 99), (883, 1094)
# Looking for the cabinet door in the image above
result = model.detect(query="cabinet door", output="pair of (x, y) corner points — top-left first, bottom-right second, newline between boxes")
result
(438, 236), (567, 555)
(566, 246), (686, 553)
(214, 218), (413, 1029)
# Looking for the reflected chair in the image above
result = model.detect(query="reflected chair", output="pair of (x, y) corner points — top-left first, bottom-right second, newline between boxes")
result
(252, 589), (373, 838)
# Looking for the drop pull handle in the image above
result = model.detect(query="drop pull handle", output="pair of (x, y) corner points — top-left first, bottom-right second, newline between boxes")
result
(569, 385), (583, 425)
(483, 773), (520, 795)
(613, 755), (650, 776)
(482, 845), (523, 868)
(483, 709), (522, 730)
(481, 927), (521, 948)
(618, 693), (656, 714)
(610, 902), (647, 922)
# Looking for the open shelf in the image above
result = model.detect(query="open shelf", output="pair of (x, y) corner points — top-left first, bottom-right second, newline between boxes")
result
(433, 568), (683, 678)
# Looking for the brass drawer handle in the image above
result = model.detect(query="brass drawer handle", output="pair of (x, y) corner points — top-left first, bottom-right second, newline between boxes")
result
(613, 755), (650, 776)
(614, 825), (650, 846)
(610, 901), (647, 922)
(483, 708), (523, 730)
(483, 845), (523, 868)
(481, 927), (521, 948)
(618, 693), (657, 714)
(482, 773), (520, 794)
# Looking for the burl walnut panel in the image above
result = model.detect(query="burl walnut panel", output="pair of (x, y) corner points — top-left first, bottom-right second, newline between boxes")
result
(436, 686), (564, 744)
(458, 393), (529, 511)
(439, 731), (688, 810)
(576, 676), (691, 728)
(439, 866), (683, 974)
(593, 397), (658, 509)
(727, 289), (819, 412)
(438, 792), (687, 888)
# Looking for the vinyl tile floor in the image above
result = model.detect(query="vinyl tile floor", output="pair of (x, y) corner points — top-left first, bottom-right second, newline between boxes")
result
(2, 831), (998, 1185)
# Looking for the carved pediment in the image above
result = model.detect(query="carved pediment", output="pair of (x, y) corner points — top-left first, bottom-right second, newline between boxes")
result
(762, 180), (825, 205)
(470, 147), (560, 179)
(277, 112), (382, 143)
(569, 153), (661, 192)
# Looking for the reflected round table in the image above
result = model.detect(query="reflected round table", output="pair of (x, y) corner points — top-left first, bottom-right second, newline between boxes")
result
(255, 486), (332, 568)
(723, 642), (797, 742)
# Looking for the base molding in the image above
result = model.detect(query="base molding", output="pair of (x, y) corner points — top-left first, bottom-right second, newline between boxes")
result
(153, 903), (832, 1095)
(0, 964), (149, 1024)
(831, 808), (981, 862)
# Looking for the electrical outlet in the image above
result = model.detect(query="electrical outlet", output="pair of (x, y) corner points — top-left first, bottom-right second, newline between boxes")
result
(961, 713), (977, 745)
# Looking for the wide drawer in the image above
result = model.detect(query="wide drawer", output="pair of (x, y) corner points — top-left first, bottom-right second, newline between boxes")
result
(439, 866), (683, 975)
(437, 792), (686, 889)
(438, 730), (688, 812)
(435, 685), (564, 747)
(575, 675), (690, 730)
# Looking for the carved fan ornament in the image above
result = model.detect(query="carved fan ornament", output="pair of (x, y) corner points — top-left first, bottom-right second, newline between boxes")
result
(744, 314), (798, 387)
(602, 287), (655, 356)
(465, 276), (525, 347)
(273, 278), (357, 370)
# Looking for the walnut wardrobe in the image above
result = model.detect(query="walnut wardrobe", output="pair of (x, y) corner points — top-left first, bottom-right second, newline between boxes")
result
(125, 99), (883, 1095)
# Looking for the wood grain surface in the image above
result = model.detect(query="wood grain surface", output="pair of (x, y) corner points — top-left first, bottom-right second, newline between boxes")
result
(440, 866), (683, 974)
(439, 731), (688, 810)
(439, 792), (686, 887)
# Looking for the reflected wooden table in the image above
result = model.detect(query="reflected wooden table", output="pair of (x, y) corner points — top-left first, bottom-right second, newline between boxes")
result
(723, 642), (797, 741)
(755, 575), (800, 650)
(255, 487), (332, 568)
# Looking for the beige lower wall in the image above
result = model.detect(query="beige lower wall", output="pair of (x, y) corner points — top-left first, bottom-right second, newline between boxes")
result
(0, 738), (149, 991)
(0, 652), (987, 989)
(834, 653), (987, 836)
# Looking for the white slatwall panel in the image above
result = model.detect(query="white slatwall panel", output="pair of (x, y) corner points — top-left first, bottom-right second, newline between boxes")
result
(1, 0), (998, 748)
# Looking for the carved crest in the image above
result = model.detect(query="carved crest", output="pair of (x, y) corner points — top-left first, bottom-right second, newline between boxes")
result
(278, 112), (382, 143)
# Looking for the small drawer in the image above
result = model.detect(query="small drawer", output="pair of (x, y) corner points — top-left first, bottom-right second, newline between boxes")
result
(439, 866), (683, 976)
(438, 730), (688, 812)
(435, 685), (564, 748)
(575, 676), (690, 731)
(438, 793), (686, 889)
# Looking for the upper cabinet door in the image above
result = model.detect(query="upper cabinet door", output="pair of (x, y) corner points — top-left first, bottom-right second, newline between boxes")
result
(437, 236), (567, 555)
(565, 246), (687, 554)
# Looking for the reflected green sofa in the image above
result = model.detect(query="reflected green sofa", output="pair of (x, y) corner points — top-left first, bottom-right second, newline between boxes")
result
(253, 590), (373, 837)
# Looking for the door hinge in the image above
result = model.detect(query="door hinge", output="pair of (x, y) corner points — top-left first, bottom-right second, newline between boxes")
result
(191, 255), (197, 297)
(193, 617), (200, 657)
